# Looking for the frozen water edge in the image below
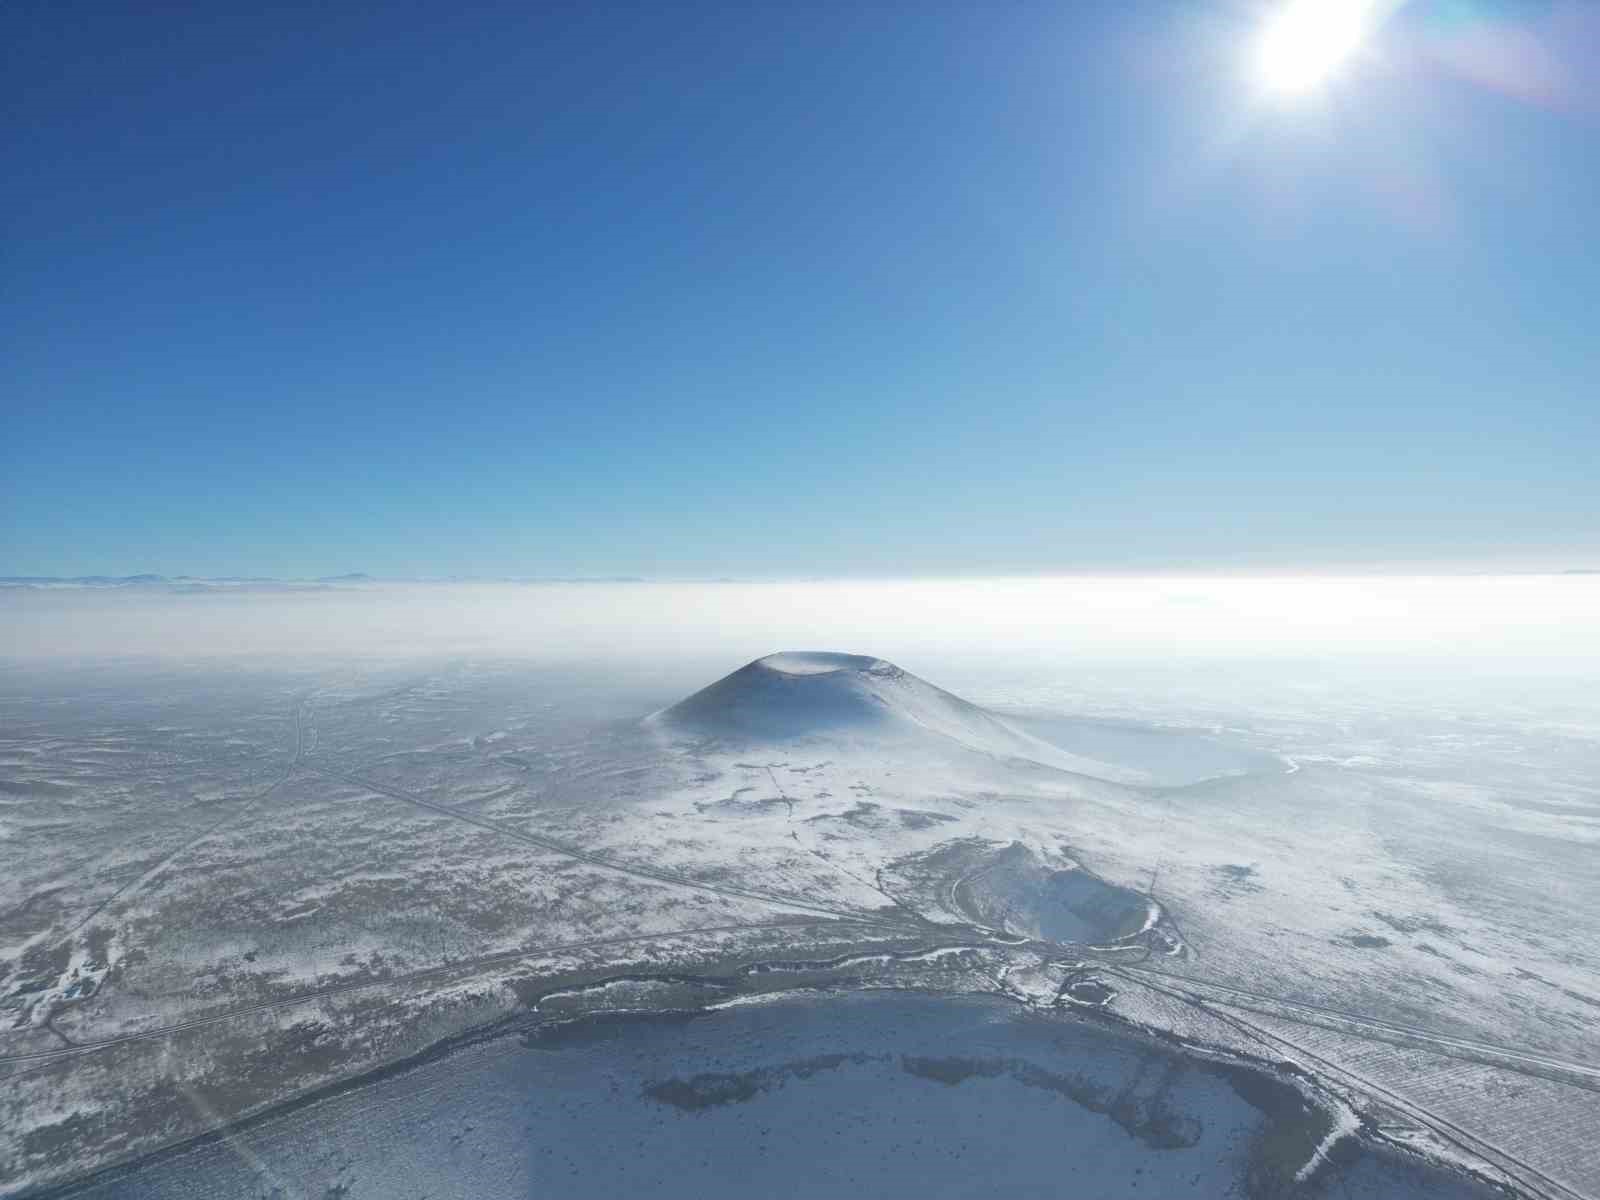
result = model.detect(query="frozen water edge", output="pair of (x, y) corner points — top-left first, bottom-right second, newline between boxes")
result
(33, 991), (1504, 1200)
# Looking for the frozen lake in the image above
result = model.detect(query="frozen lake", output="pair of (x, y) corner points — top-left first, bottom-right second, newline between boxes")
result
(57, 992), (1498, 1200)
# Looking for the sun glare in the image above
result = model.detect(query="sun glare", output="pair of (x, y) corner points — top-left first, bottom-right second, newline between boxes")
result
(1254, 0), (1374, 96)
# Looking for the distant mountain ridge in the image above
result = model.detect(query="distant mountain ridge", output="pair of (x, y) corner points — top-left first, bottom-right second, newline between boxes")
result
(0, 573), (649, 590)
(0, 575), (343, 592)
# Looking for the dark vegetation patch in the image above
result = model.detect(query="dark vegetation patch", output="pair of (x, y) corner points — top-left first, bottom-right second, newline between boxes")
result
(21, 1109), (99, 1162)
(1211, 864), (1263, 899)
(238, 1020), (345, 1077)
(84, 924), (115, 961)
(1212, 1061), (1335, 1199)
(784, 761), (832, 776)
(1, 886), (68, 929)
(696, 794), (788, 816)
(1514, 967), (1600, 1011)
(1339, 934), (1392, 949)
(896, 808), (959, 830)
(18, 939), (74, 981)
(1371, 910), (1457, 938)
(526, 973), (733, 1015)
(805, 801), (881, 828)
(900, 1053), (1202, 1150)
(520, 1008), (706, 1051)
(878, 838), (1004, 920)
(743, 942), (950, 977)
(644, 1053), (876, 1111)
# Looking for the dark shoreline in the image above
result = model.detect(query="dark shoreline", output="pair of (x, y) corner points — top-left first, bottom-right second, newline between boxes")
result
(16, 978), (1517, 1200)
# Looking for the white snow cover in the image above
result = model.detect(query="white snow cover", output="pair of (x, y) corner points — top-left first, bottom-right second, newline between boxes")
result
(651, 650), (1131, 778)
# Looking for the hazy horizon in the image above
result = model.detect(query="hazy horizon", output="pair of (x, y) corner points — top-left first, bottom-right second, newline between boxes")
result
(5, 556), (1599, 582)
(6, 575), (1597, 676)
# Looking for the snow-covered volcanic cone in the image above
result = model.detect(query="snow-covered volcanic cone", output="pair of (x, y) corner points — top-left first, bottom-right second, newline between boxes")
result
(649, 651), (1164, 946)
(651, 651), (1093, 771)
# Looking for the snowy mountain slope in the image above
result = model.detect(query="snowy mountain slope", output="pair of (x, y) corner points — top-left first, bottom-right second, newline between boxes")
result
(650, 651), (1144, 781)
(631, 652), (1171, 946)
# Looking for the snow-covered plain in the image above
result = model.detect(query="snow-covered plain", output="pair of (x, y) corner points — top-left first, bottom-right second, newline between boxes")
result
(2, 578), (1598, 1198)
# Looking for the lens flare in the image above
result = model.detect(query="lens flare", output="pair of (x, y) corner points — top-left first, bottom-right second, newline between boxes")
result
(1255, 0), (1375, 95)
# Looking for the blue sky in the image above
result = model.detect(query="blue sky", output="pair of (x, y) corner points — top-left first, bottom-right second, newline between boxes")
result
(6, 1), (1596, 578)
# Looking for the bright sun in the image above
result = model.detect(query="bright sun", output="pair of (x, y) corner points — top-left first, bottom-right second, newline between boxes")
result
(1254, 0), (1374, 96)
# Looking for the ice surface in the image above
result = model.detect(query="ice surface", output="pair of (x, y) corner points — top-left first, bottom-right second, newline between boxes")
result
(48, 994), (1499, 1200)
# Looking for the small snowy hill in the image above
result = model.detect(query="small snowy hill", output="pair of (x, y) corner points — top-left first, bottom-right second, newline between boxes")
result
(651, 651), (1132, 778)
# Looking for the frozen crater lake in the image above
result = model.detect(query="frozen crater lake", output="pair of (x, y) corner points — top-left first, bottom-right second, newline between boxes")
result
(57, 993), (1498, 1200)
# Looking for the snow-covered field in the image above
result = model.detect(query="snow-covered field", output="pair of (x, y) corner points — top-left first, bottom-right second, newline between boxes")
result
(2, 578), (1597, 1197)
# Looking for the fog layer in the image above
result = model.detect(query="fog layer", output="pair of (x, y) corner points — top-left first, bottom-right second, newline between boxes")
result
(3, 576), (1596, 676)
